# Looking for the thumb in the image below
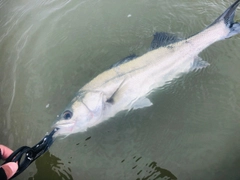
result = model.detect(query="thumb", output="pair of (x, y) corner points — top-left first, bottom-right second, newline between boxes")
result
(1, 162), (18, 179)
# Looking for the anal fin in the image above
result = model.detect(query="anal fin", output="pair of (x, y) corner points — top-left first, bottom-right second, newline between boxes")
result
(190, 56), (210, 71)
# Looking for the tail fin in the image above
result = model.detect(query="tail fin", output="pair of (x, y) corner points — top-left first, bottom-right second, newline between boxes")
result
(210, 0), (240, 38)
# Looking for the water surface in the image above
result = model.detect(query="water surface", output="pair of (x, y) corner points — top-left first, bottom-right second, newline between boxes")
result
(1, 0), (240, 179)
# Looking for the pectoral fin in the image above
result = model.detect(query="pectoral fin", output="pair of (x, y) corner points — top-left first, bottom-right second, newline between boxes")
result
(132, 97), (153, 110)
(104, 79), (126, 104)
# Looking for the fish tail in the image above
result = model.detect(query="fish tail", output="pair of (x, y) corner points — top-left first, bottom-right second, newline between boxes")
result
(210, 0), (240, 38)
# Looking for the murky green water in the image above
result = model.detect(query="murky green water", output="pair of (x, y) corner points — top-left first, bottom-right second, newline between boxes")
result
(1, 0), (240, 179)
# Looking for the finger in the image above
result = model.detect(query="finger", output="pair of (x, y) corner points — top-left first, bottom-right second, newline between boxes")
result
(1, 162), (18, 179)
(0, 145), (13, 160)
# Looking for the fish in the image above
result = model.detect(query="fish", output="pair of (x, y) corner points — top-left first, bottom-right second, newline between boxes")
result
(52, 0), (240, 137)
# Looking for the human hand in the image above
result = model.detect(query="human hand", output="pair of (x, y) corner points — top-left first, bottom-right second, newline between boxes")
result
(0, 145), (18, 180)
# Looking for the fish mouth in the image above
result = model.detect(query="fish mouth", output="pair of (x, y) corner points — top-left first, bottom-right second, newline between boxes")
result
(51, 121), (76, 136)
(52, 122), (75, 129)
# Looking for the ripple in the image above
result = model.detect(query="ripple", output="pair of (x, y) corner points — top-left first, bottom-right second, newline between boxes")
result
(1, 0), (240, 180)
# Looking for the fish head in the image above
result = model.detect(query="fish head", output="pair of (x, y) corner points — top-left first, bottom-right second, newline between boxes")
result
(52, 91), (108, 137)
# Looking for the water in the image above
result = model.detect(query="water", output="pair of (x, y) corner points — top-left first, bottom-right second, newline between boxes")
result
(1, 0), (240, 179)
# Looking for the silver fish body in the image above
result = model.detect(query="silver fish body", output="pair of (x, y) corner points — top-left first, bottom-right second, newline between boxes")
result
(53, 0), (240, 137)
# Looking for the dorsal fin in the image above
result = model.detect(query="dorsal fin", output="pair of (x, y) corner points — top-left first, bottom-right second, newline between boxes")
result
(150, 32), (182, 50)
(110, 32), (182, 68)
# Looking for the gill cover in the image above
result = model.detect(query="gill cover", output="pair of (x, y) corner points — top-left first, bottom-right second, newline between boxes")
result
(79, 91), (107, 116)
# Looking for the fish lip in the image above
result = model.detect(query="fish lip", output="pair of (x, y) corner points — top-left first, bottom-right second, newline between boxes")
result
(51, 122), (76, 137)
(51, 121), (75, 129)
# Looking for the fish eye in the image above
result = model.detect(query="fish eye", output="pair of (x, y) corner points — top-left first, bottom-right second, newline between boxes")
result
(62, 110), (73, 120)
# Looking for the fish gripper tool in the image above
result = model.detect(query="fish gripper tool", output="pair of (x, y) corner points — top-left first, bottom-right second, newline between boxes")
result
(1, 128), (59, 179)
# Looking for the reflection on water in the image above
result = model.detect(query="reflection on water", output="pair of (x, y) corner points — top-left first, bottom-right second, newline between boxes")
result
(1, 0), (240, 179)
(138, 161), (176, 180)
(121, 156), (177, 180)
(28, 151), (73, 180)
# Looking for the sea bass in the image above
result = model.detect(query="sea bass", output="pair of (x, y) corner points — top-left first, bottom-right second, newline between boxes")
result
(52, 0), (240, 137)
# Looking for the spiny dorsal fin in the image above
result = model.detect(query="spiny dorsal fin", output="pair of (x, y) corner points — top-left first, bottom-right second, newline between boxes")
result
(110, 54), (138, 68)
